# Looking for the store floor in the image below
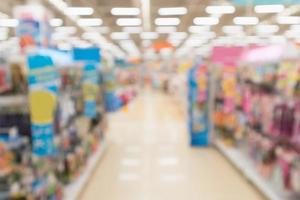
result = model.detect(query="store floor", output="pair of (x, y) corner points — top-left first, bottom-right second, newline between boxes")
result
(79, 90), (265, 200)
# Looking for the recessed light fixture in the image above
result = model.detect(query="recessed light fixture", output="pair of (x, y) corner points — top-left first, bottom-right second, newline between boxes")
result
(269, 35), (286, 44)
(188, 26), (210, 33)
(156, 26), (177, 33)
(50, 18), (63, 27)
(116, 18), (142, 26)
(168, 32), (187, 40)
(77, 18), (103, 27)
(158, 7), (187, 15)
(222, 25), (244, 34)
(65, 7), (94, 16)
(155, 18), (180, 26)
(0, 19), (19, 27)
(193, 17), (219, 25)
(55, 26), (77, 35)
(255, 4), (284, 13)
(290, 25), (300, 31)
(233, 17), (259, 25)
(57, 42), (72, 51)
(285, 30), (299, 38)
(140, 32), (159, 39)
(82, 32), (101, 40)
(205, 5), (235, 14)
(277, 16), (300, 24)
(111, 32), (130, 40)
(111, 7), (140, 16)
(190, 31), (216, 39)
(256, 25), (279, 35)
(122, 26), (143, 33)
(96, 26), (110, 34)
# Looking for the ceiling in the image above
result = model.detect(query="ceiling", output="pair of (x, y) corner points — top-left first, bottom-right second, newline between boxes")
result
(1, 0), (300, 58)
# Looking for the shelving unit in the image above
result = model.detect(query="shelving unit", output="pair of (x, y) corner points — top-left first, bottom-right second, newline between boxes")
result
(215, 140), (285, 200)
(0, 95), (27, 107)
(64, 140), (106, 200)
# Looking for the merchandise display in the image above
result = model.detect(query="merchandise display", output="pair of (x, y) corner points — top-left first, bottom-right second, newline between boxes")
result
(103, 59), (138, 112)
(0, 54), (107, 199)
(208, 45), (300, 199)
(188, 60), (210, 146)
(4, 0), (300, 200)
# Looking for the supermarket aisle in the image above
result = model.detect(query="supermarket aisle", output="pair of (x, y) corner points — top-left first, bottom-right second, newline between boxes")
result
(79, 90), (265, 200)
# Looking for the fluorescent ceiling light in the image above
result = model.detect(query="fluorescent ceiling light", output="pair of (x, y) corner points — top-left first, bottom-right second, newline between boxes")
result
(205, 5), (235, 14)
(185, 39), (207, 47)
(233, 17), (259, 25)
(0, 19), (19, 27)
(140, 32), (159, 39)
(122, 26), (143, 33)
(255, 4), (284, 13)
(155, 18), (180, 26)
(190, 32), (216, 39)
(269, 35), (286, 44)
(188, 26), (210, 33)
(77, 18), (103, 27)
(96, 26), (110, 34)
(158, 7), (187, 16)
(50, 18), (63, 27)
(277, 16), (300, 24)
(55, 26), (77, 34)
(291, 25), (300, 30)
(82, 32), (101, 40)
(193, 17), (219, 25)
(57, 42), (72, 51)
(111, 32), (130, 40)
(168, 32), (187, 39)
(256, 25), (279, 35)
(285, 30), (300, 38)
(116, 18), (142, 26)
(52, 32), (68, 40)
(156, 26), (177, 33)
(222, 25), (243, 34)
(111, 7), (140, 16)
(65, 7), (94, 16)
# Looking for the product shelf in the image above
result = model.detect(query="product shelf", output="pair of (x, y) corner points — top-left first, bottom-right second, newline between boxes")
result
(64, 140), (106, 200)
(0, 95), (27, 107)
(215, 140), (284, 200)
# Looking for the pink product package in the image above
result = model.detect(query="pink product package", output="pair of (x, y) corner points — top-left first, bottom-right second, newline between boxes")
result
(223, 97), (235, 113)
(242, 88), (251, 114)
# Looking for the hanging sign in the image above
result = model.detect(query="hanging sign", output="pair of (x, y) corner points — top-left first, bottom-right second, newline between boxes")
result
(188, 64), (210, 146)
(82, 63), (99, 118)
(73, 48), (101, 118)
(27, 55), (59, 156)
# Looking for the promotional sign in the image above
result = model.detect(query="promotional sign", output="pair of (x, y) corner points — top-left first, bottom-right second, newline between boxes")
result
(73, 48), (101, 118)
(27, 55), (59, 156)
(188, 64), (210, 146)
(82, 63), (99, 118)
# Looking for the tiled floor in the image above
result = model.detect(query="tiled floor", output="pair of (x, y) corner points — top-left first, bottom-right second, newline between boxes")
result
(79, 90), (265, 200)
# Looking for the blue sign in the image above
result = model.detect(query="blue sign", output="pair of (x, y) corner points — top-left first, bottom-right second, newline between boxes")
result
(187, 65), (210, 146)
(73, 48), (101, 63)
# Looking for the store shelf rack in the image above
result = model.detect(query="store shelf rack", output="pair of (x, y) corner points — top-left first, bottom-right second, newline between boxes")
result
(64, 140), (107, 200)
(215, 140), (284, 200)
